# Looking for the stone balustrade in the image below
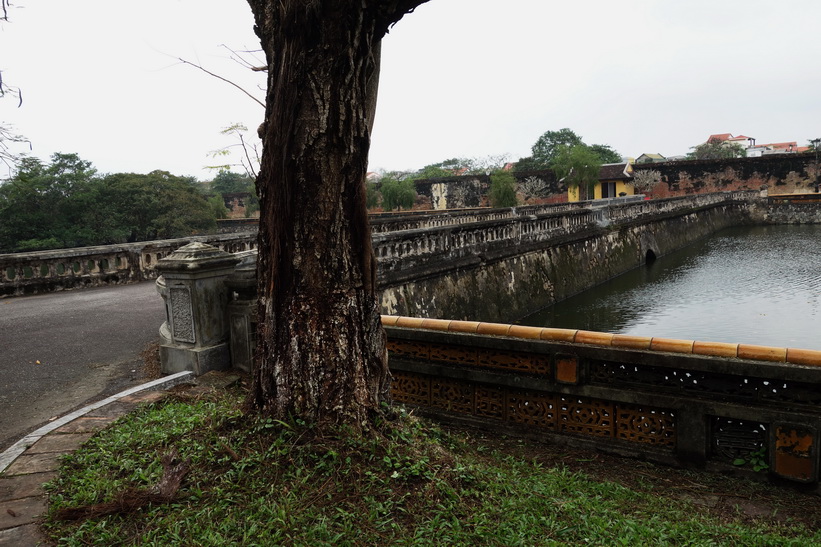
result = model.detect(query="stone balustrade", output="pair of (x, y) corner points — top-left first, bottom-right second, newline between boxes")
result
(0, 233), (257, 297)
(373, 191), (761, 281)
(1, 191), (761, 299)
(384, 315), (821, 486)
(369, 201), (588, 233)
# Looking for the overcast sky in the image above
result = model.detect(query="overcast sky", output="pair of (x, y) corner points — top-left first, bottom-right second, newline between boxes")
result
(2, 1), (820, 181)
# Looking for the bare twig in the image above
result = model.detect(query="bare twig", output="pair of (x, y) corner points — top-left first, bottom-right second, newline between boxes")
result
(238, 131), (259, 178)
(177, 57), (265, 108)
(218, 44), (267, 73)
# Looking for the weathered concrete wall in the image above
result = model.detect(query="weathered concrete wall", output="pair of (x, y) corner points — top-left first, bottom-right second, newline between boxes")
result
(763, 193), (821, 224)
(414, 170), (567, 210)
(379, 197), (758, 322)
(634, 153), (818, 198)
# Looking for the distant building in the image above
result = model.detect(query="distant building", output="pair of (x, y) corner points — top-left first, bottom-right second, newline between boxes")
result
(704, 133), (807, 157)
(567, 162), (634, 202)
(635, 153), (666, 164)
(707, 133), (756, 148)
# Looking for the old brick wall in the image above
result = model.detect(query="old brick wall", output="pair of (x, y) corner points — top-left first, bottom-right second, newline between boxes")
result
(633, 153), (818, 198)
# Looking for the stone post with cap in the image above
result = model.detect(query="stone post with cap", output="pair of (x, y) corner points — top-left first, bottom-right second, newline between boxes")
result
(155, 242), (240, 375)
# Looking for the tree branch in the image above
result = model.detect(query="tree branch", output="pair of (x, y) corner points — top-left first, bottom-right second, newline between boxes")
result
(177, 57), (265, 109)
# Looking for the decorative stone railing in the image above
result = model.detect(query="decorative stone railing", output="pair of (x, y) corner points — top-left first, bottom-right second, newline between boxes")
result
(1, 191), (760, 298)
(369, 201), (590, 233)
(0, 233), (257, 297)
(383, 316), (821, 486)
(372, 191), (761, 280)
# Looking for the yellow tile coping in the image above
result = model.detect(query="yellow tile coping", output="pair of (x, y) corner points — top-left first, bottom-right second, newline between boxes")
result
(612, 334), (652, 350)
(737, 344), (787, 363)
(448, 320), (481, 333)
(693, 341), (739, 358)
(574, 330), (614, 347)
(381, 316), (817, 365)
(540, 328), (578, 342)
(420, 318), (451, 331)
(476, 322), (512, 336)
(650, 338), (694, 354)
(508, 325), (544, 339)
(786, 348), (821, 367)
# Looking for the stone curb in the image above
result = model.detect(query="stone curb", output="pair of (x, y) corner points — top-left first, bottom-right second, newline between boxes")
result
(0, 371), (194, 475)
(0, 371), (195, 545)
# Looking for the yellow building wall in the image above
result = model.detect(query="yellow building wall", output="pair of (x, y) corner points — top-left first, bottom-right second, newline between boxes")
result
(567, 181), (634, 202)
(593, 181), (635, 200)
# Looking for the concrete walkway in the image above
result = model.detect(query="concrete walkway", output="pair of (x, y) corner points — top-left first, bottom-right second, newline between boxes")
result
(0, 371), (196, 546)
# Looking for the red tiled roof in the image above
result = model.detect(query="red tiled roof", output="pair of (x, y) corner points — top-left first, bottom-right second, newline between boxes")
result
(708, 133), (732, 142)
(759, 141), (798, 150)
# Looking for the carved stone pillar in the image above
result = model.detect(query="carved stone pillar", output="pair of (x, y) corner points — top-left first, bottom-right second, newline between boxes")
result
(155, 242), (240, 375)
(225, 251), (258, 373)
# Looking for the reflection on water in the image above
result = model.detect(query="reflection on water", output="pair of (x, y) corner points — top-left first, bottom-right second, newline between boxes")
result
(521, 225), (821, 350)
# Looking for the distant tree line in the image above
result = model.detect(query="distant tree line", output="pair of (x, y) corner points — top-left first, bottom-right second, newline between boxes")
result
(0, 153), (244, 253)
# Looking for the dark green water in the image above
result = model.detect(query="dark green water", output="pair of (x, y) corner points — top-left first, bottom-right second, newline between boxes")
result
(520, 225), (821, 350)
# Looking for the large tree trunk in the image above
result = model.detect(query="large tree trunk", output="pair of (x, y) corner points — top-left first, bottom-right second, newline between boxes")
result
(246, 0), (428, 427)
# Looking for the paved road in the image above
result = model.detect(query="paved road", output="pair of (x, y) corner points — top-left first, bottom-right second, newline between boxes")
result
(0, 282), (166, 451)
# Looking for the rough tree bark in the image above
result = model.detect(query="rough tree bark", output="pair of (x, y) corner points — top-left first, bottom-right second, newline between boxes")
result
(246, 0), (429, 427)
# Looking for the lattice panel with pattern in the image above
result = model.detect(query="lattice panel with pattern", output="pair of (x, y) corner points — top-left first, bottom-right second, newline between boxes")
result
(615, 404), (676, 446)
(507, 389), (556, 428)
(475, 385), (505, 419)
(391, 371), (431, 406)
(559, 396), (614, 437)
(387, 340), (430, 360)
(431, 378), (474, 414)
(428, 343), (477, 365)
(475, 349), (551, 375)
(391, 371), (677, 450)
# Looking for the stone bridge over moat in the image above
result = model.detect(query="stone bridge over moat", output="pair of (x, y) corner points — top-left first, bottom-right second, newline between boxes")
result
(0, 190), (780, 317)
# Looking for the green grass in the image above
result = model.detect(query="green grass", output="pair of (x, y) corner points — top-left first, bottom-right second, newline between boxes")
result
(44, 390), (821, 546)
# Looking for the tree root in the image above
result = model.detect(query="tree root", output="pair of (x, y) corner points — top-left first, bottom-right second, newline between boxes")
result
(54, 450), (191, 521)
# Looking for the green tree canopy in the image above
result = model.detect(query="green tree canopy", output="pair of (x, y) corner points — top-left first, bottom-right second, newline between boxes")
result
(209, 169), (259, 217)
(0, 153), (102, 251)
(211, 169), (254, 194)
(380, 176), (416, 211)
(588, 144), (622, 164)
(488, 170), (518, 207)
(0, 154), (220, 252)
(550, 144), (602, 201)
(99, 170), (217, 242)
(516, 128), (621, 171)
(531, 128), (584, 166)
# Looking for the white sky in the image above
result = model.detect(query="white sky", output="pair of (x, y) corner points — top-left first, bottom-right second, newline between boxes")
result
(2, 0), (820, 181)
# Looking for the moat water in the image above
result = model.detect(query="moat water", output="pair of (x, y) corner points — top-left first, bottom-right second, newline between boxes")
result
(520, 225), (821, 351)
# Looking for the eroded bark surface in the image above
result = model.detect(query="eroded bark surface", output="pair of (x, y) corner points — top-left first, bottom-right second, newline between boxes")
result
(246, 0), (428, 427)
